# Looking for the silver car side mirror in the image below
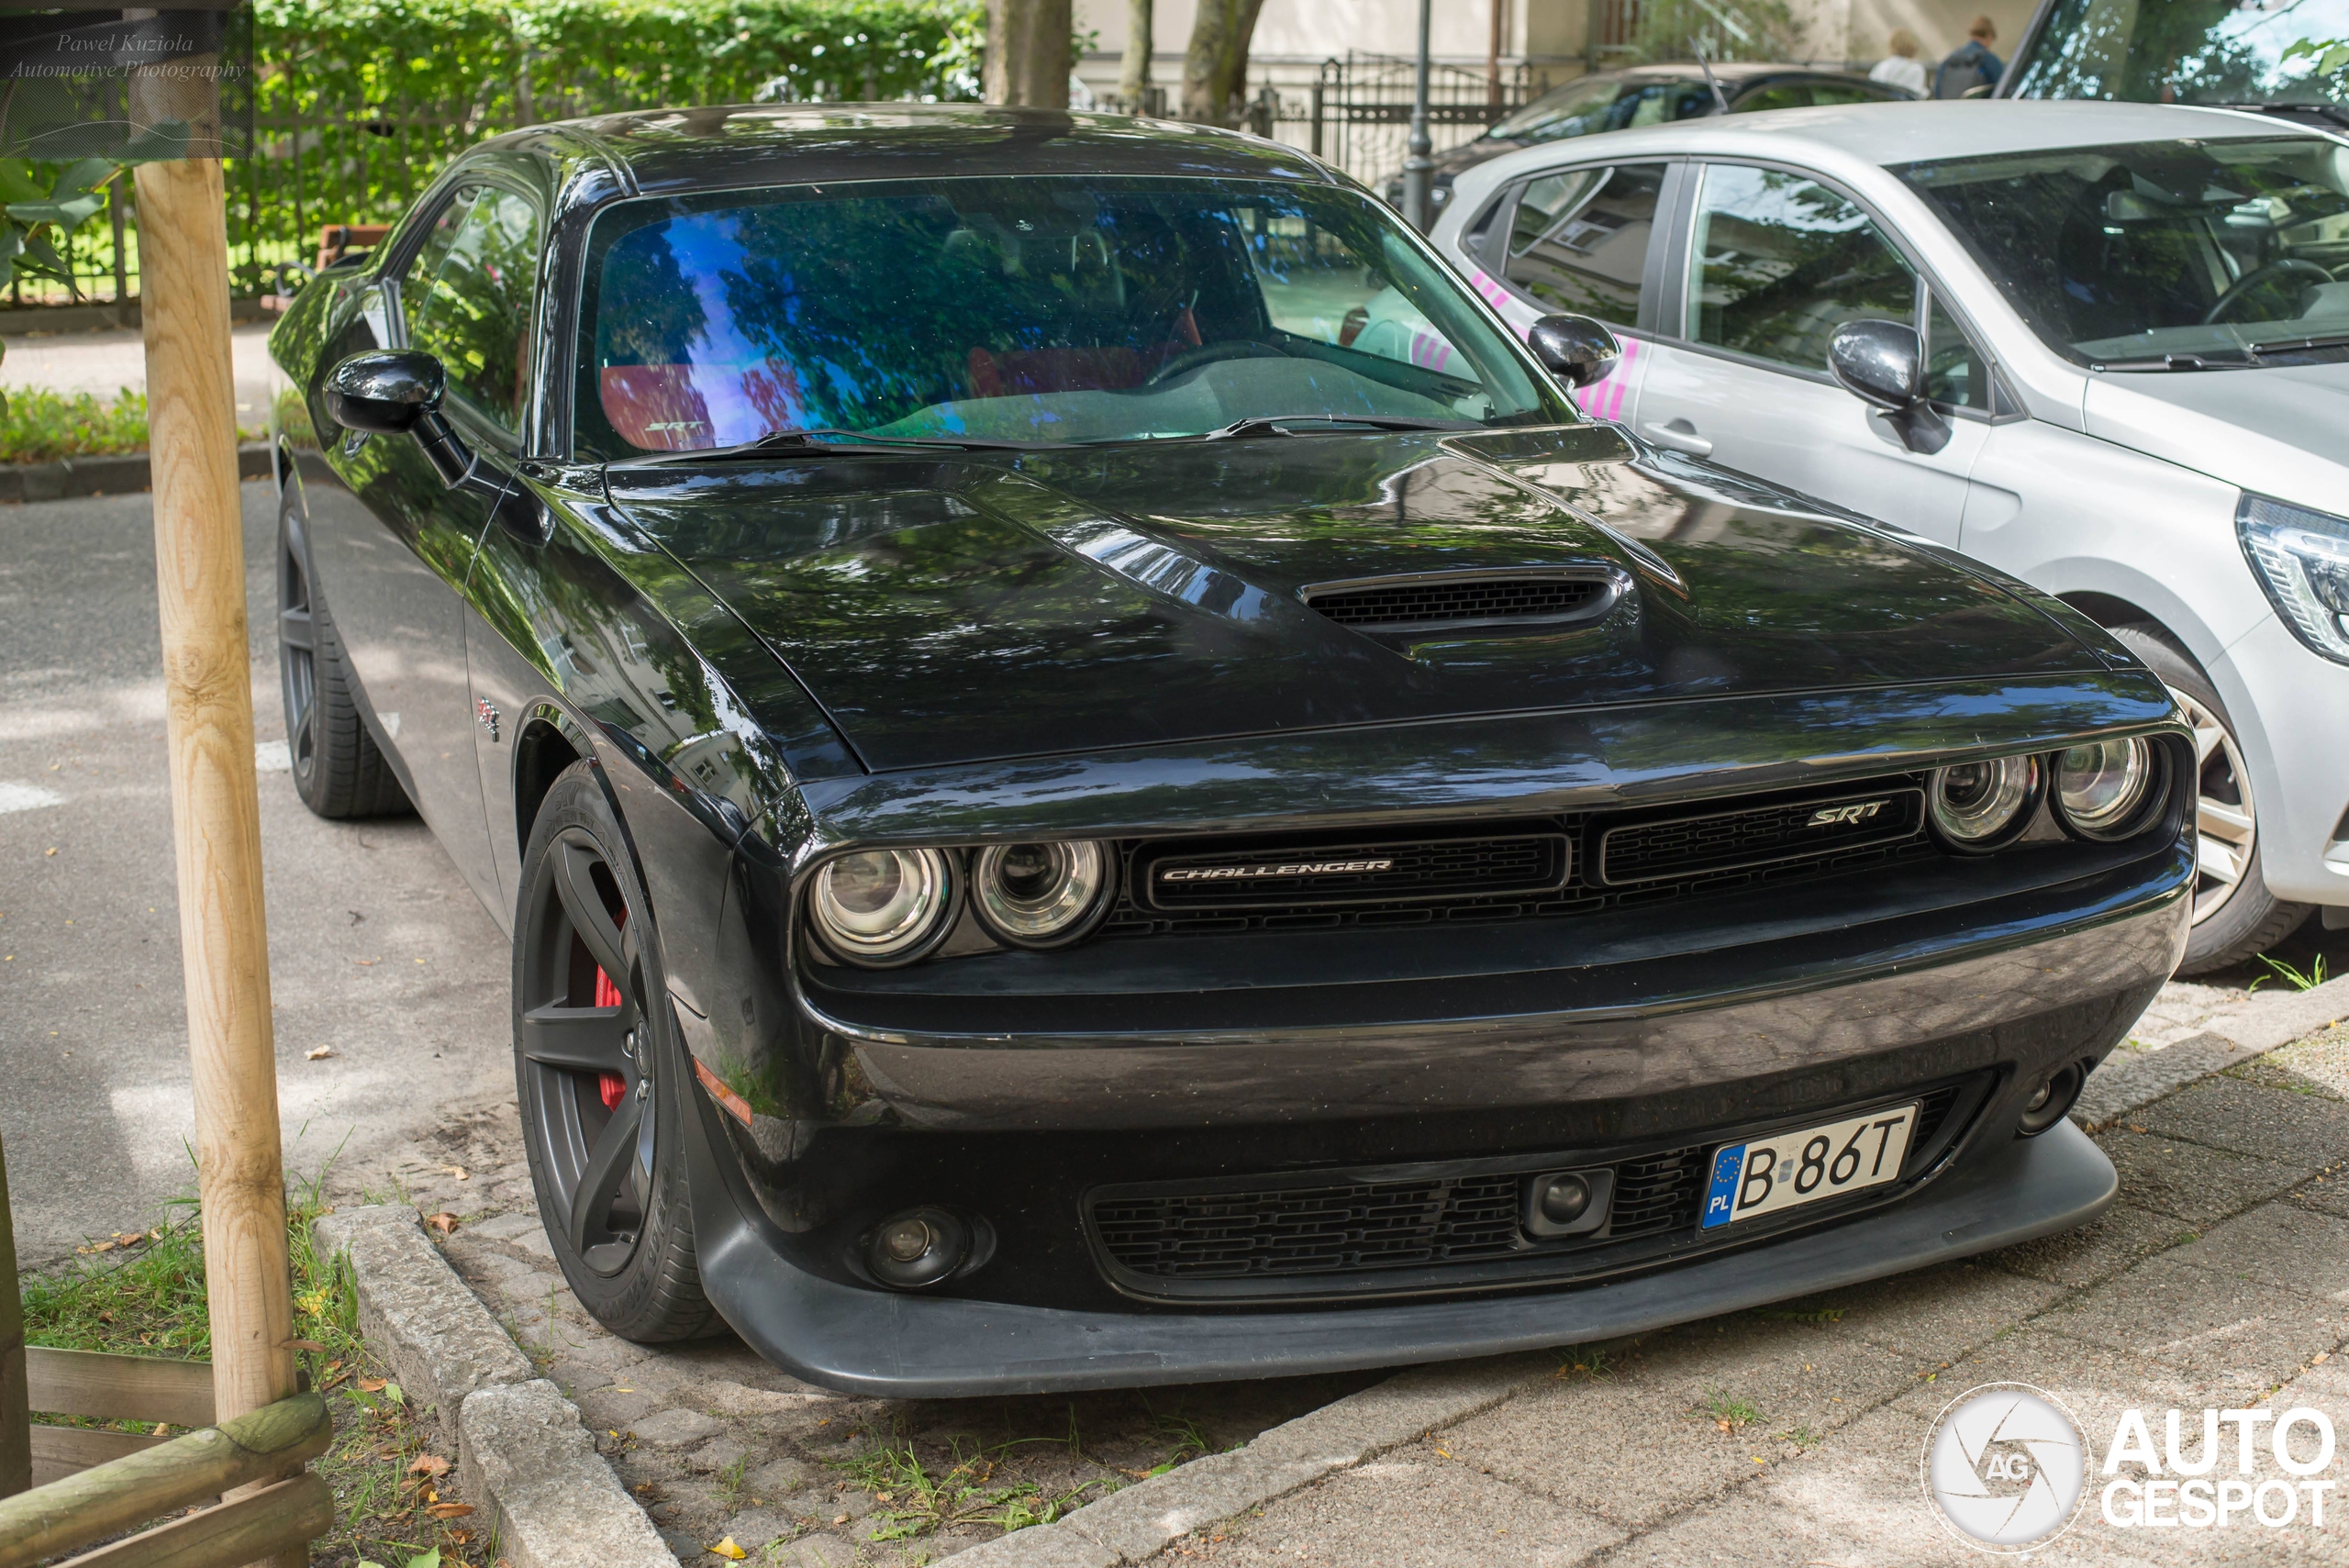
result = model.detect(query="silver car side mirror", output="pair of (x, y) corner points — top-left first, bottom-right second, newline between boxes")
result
(1827, 319), (1951, 456)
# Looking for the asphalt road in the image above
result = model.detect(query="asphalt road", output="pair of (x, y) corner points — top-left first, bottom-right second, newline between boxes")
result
(0, 480), (512, 1268)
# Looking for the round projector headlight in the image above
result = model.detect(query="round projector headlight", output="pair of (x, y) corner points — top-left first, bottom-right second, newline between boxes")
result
(1928, 753), (2040, 851)
(808, 848), (954, 965)
(2053, 736), (2157, 840)
(973, 840), (1112, 947)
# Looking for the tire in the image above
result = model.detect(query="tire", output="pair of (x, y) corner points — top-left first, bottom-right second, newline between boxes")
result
(2110, 623), (2310, 975)
(277, 499), (412, 818)
(513, 760), (716, 1342)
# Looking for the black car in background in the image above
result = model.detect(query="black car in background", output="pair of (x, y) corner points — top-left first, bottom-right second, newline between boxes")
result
(269, 106), (2190, 1396)
(1384, 62), (1913, 222)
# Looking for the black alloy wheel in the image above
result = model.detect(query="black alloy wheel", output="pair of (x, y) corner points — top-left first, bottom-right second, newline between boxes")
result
(514, 761), (714, 1340)
(276, 498), (411, 818)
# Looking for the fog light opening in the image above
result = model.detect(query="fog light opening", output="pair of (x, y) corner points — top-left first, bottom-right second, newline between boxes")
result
(1523, 1167), (1615, 1238)
(864, 1207), (971, 1289)
(2018, 1062), (2087, 1137)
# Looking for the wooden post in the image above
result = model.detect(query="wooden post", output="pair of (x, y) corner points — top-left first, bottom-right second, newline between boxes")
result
(0, 1137), (29, 1500)
(128, 20), (299, 1563)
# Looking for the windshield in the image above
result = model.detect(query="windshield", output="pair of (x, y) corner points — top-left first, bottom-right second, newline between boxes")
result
(1482, 77), (1716, 143)
(1898, 135), (2349, 364)
(577, 175), (1562, 454)
(2009, 0), (2349, 107)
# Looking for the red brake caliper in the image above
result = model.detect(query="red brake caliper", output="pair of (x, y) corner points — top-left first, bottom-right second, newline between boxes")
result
(595, 908), (629, 1110)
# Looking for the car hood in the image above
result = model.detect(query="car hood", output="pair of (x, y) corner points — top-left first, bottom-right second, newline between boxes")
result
(2083, 358), (2349, 514)
(609, 427), (2104, 773)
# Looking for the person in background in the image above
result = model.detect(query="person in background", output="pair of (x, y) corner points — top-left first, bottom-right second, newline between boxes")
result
(1933, 17), (2004, 97)
(1869, 29), (1928, 95)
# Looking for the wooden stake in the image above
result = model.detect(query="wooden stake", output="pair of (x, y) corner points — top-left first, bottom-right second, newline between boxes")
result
(129, 37), (299, 1562)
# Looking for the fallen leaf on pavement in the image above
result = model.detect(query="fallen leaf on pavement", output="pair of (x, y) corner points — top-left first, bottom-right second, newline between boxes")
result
(353, 957), (380, 966)
(444, 1165), (469, 1181)
(707, 1540), (748, 1562)
(427, 1501), (475, 1519)
(357, 1376), (387, 1393)
(306, 1046), (334, 1060)
(282, 1339), (326, 1353)
(410, 1454), (451, 1477)
(1716, 1418), (1733, 1434)
(424, 1212), (459, 1234)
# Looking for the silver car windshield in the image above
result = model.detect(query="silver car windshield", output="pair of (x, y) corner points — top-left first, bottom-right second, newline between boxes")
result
(1898, 135), (2349, 366)
(2009, 0), (2349, 108)
(575, 174), (1562, 454)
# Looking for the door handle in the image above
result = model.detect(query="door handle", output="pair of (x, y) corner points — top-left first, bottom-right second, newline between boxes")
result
(1642, 418), (1712, 457)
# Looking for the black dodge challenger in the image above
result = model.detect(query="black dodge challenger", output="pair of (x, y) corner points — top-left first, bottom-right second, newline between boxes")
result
(268, 105), (2191, 1396)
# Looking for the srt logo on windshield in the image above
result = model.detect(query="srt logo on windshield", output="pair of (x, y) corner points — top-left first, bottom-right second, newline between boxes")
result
(1808, 800), (1886, 828)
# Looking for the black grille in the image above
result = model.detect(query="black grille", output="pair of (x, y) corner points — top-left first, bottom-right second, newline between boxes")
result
(1090, 1145), (1708, 1284)
(1598, 788), (1927, 886)
(1302, 573), (1613, 632)
(1911, 1083), (1963, 1146)
(1140, 828), (1568, 911)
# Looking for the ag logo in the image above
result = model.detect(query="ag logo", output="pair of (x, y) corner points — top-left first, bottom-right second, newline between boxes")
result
(1808, 800), (1885, 827)
(1922, 1383), (2090, 1551)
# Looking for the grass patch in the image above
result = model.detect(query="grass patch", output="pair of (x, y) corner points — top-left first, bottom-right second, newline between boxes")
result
(838, 1436), (1113, 1540)
(18, 1176), (495, 1568)
(1695, 1389), (1764, 1430)
(0, 386), (150, 463)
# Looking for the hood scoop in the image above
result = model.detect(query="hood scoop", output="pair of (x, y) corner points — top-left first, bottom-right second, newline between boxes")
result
(1299, 567), (1629, 637)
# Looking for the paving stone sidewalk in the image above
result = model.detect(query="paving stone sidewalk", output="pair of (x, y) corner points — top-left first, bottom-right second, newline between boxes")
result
(341, 973), (2349, 1566)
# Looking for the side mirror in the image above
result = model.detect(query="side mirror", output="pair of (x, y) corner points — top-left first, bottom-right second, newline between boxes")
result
(324, 350), (443, 435)
(1827, 319), (1951, 455)
(325, 348), (485, 490)
(1527, 313), (1621, 389)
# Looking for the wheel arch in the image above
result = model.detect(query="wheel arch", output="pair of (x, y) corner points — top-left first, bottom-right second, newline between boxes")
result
(514, 705), (593, 856)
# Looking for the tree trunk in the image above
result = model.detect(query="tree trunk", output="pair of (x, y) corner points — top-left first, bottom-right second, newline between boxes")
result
(1180, 0), (1268, 125)
(985, 0), (1072, 106)
(1120, 0), (1153, 107)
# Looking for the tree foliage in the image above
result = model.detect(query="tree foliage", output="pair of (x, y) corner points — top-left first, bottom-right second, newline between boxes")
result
(1627, 0), (1802, 65)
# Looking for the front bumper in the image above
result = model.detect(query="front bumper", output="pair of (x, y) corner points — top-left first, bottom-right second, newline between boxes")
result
(687, 1106), (2116, 1398)
(2210, 614), (2349, 905)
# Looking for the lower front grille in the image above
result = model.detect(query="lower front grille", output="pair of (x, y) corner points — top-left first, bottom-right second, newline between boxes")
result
(1086, 1080), (1977, 1300)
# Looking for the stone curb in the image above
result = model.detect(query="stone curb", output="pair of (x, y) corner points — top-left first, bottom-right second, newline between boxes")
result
(942, 1355), (1548, 1567)
(315, 1205), (673, 1568)
(2072, 972), (2349, 1130)
(0, 441), (271, 503)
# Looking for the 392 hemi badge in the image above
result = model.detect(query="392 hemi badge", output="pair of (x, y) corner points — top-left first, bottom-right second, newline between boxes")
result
(1808, 799), (1886, 828)
(1160, 858), (1395, 884)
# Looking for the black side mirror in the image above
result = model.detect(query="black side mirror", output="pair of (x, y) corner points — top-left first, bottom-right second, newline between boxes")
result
(1827, 319), (1951, 455)
(325, 347), (488, 491)
(324, 350), (443, 434)
(1527, 314), (1621, 389)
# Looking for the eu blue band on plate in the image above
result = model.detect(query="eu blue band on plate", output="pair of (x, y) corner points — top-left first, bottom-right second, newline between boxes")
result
(1701, 1144), (1745, 1230)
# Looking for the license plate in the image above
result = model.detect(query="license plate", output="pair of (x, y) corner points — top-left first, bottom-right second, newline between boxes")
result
(1700, 1103), (1918, 1229)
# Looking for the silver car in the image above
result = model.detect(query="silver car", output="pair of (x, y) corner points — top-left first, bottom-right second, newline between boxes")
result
(1432, 98), (2349, 973)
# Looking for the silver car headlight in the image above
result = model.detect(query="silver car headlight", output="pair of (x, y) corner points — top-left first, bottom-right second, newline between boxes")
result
(1927, 753), (2041, 851)
(2239, 494), (2349, 664)
(808, 849), (956, 966)
(973, 840), (1114, 948)
(2051, 736), (2162, 840)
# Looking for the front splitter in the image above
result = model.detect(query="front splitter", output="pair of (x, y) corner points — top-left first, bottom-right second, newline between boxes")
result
(689, 1116), (2114, 1398)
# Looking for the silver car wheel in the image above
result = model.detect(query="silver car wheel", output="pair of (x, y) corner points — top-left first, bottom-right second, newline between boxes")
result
(2170, 681), (2255, 927)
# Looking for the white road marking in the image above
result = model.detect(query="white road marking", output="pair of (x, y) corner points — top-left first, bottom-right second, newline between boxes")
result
(0, 781), (64, 814)
(254, 740), (291, 773)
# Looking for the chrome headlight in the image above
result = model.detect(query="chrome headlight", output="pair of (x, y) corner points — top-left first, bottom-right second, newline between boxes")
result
(2239, 494), (2349, 664)
(973, 840), (1114, 948)
(1927, 754), (2041, 851)
(808, 848), (956, 966)
(2052, 736), (2161, 840)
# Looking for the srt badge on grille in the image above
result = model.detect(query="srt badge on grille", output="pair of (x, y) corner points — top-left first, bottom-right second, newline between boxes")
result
(1160, 858), (1396, 884)
(1808, 800), (1886, 827)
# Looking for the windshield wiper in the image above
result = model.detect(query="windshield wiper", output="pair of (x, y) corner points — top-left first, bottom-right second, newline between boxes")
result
(1202, 414), (1473, 440)
(2247, 331), (2349, 357)
(741, 426), (1051, 452)
(2087, 351), (2254, 371)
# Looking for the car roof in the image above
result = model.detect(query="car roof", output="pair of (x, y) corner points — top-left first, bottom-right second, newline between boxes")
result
(1571, 61), (1851, 84)
(496, 103), (1340, 196)
(1470, 97), (2317, 172)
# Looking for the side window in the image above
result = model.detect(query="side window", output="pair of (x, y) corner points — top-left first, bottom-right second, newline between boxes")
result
(1924, 289), (1994, 410)
(400, 187), (478, 306)
(1501, 162), (1667, 327)
(1732, 83), (1817, 113)
(404, 186), (542, 436)
(1685, 163), (1915, 374)
(1809, 82), (1887, 106)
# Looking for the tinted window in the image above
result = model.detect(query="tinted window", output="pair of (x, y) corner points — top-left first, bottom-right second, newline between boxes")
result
(400, 187), (476, 305)
(1686, 164), (1915, 373)
(579, 176), (1558, 453)
(2009, 0), (2349, 108)
(1484, 79), (1716, 144)
(406, 186), (540, 434)
(1502, 163), (1667, 325)
(1732, 82), (1820, 112)
(1925, 290), (1992, 409)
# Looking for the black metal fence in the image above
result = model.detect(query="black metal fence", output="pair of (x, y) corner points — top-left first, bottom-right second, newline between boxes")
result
(1245, 54), (1533, 195)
